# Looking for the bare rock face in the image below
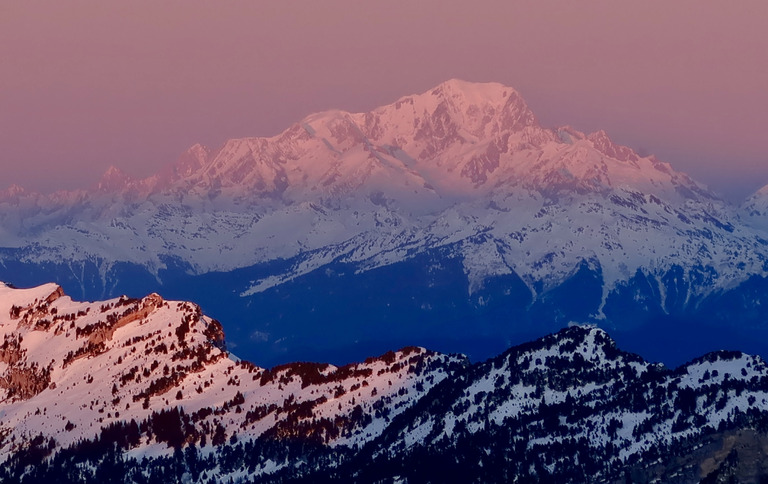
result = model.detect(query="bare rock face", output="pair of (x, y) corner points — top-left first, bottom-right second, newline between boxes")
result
(0, 364), (51, 400)
(0, 334), (23, 365)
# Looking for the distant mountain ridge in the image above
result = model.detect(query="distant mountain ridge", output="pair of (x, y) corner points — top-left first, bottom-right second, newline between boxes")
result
(1, 79), (718, 209)
(2, 80), (768, 366)
(4, 282), (768, 483)
(0, 80), (746, 282)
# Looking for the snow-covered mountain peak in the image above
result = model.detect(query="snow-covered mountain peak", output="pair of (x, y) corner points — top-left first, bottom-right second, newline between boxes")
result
(2, 184), (26, 196)
(755, 184), (768, 197)
(586, 130), (639, 163)
(431, 79), (528, 113)
(510, 325), (645, 372)
(743, 183), (768, 208)
(363, 79), (537, 148)
(739, 182), (768, 229)
(0, 184), (29, 203)
(299, 109), (371, 150)
(186, 142), (210, 159)
(0, 80), (709, 207)
(168, 143), (211, 180)
(96, 165), (132, 193)
(300, 108), (352, 126)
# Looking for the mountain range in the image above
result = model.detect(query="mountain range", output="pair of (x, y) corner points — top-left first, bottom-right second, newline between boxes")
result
(3, 282), (768, 483)
(3, 79), (768, 366)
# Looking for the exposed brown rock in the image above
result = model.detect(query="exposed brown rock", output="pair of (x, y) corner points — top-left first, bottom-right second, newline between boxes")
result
(0, 365), (50, 400)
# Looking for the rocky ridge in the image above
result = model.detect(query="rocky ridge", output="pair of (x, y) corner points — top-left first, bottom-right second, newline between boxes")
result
(4, 284), (768, 482)
(0, 282), (463, 479)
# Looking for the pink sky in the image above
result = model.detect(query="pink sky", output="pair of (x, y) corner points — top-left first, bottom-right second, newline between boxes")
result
(1, 0), (766, 200)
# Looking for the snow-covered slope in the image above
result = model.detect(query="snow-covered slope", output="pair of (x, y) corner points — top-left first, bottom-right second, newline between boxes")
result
(326, 325), (768, 483)
(7, 299), (768, 483)
(0, 282), (465, 474)
(378, 325), (767, 452)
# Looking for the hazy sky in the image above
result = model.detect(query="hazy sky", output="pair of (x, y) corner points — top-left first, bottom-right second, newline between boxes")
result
(1, 0), (766, 200)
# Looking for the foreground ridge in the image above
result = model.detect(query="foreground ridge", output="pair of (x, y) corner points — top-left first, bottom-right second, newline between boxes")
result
(2, 284), (768, 482)
(0, 282), (464, 480)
